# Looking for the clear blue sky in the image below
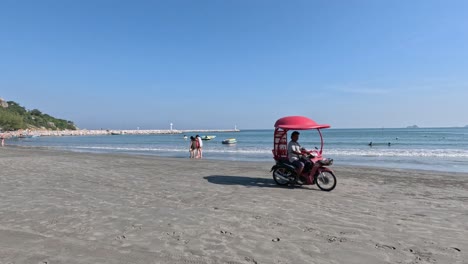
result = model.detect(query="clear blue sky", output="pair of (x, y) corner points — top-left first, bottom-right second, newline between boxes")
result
(1, 0), (467, 129)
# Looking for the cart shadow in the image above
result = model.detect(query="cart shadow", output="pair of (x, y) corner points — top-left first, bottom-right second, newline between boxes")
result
(204, 175), (304, 189)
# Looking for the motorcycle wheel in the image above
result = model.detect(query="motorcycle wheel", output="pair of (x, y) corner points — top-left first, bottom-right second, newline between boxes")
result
(272, 167), (293, 186)
(315, 171), (337, 191)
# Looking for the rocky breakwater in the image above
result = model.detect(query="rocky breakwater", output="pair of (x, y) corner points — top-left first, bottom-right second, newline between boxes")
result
(3, 129), (240, 137)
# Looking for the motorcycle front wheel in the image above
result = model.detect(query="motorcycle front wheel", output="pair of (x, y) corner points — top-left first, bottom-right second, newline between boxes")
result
(272, 167), (293, 186)
(315, 171), (337, 191)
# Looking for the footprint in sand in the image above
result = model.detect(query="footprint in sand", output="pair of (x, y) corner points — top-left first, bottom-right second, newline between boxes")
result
(220, 230), (233, 236)
(375, 243), (396, 250)
(131, 224), (142, 230)
(115, 234), (126, 240)
(327, 236), (347, 243)
(407, 248), (437, 263)
(339, 231), (357, 235)
(244, 256), (258, 264)
(166, 231), (189, 244)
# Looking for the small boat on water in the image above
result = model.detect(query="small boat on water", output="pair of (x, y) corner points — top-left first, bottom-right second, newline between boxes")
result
(222, 138), (237, 144)
(110, 132), (122, 135)
(201, 135), (216, 140)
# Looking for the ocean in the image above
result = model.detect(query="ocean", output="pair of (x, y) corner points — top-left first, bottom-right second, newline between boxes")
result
(7, 127), (468, 173)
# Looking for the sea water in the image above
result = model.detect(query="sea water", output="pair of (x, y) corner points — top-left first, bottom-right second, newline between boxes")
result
(8, 127), (468, 173)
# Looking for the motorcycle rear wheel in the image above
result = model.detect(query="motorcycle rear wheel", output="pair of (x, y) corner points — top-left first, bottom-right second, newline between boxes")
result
(272, 167), (293, 186)
(315, 171), (337, 191)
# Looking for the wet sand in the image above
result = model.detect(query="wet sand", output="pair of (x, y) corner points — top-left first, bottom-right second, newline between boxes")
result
(0, 147), (466, 264)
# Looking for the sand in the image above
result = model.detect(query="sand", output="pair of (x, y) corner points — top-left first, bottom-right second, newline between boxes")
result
(0, 147), (466, 264)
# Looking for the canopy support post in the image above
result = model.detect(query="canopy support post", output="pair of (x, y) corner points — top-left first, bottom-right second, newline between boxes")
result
(318, 129), (324, 154)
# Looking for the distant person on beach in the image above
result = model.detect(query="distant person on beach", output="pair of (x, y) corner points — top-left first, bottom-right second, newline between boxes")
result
(196, 135), (203, 158)
(189, 136), (197, 158)
(0, 134), (4, 147)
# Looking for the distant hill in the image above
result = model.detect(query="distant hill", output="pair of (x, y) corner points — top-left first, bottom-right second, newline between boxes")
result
(0, 97), (76, 131)
(406, 125), (419, 129)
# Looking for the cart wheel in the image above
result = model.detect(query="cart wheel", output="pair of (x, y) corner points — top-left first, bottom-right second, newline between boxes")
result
(272, 167), (293, 186)
(316, 171), (337, 191)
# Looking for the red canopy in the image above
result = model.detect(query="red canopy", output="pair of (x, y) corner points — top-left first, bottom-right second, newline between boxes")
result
(274, 116), (330, 130)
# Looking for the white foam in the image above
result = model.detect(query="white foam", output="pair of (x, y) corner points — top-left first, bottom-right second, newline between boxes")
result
(326, 149), (468, 158)
(72, 146), (468, 158)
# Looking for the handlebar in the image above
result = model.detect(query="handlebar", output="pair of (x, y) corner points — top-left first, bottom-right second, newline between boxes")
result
(300, 149), (320, 159)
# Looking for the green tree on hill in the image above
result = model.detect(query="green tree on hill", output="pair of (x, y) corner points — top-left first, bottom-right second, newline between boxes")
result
(30, 109), (42, 116)
(0, 108), (24, 130)
(0, 100), (76, 131)
(5, 101), (28, 116)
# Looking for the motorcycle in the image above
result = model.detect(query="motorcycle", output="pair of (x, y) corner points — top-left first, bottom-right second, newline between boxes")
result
(270, 116), (337, 191)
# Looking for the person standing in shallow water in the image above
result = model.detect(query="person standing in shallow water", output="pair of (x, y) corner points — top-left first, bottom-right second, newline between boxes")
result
(189, 136), (197, 158)
(195, 135), (203, 158)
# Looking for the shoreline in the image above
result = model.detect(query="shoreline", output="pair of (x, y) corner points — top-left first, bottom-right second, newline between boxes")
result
(5, 144), (468, 177)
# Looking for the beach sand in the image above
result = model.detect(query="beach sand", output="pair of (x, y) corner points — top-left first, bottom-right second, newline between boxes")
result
(0, 147), (466, 264)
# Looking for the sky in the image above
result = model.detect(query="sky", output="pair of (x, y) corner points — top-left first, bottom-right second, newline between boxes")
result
(1, 0), (467, 129)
